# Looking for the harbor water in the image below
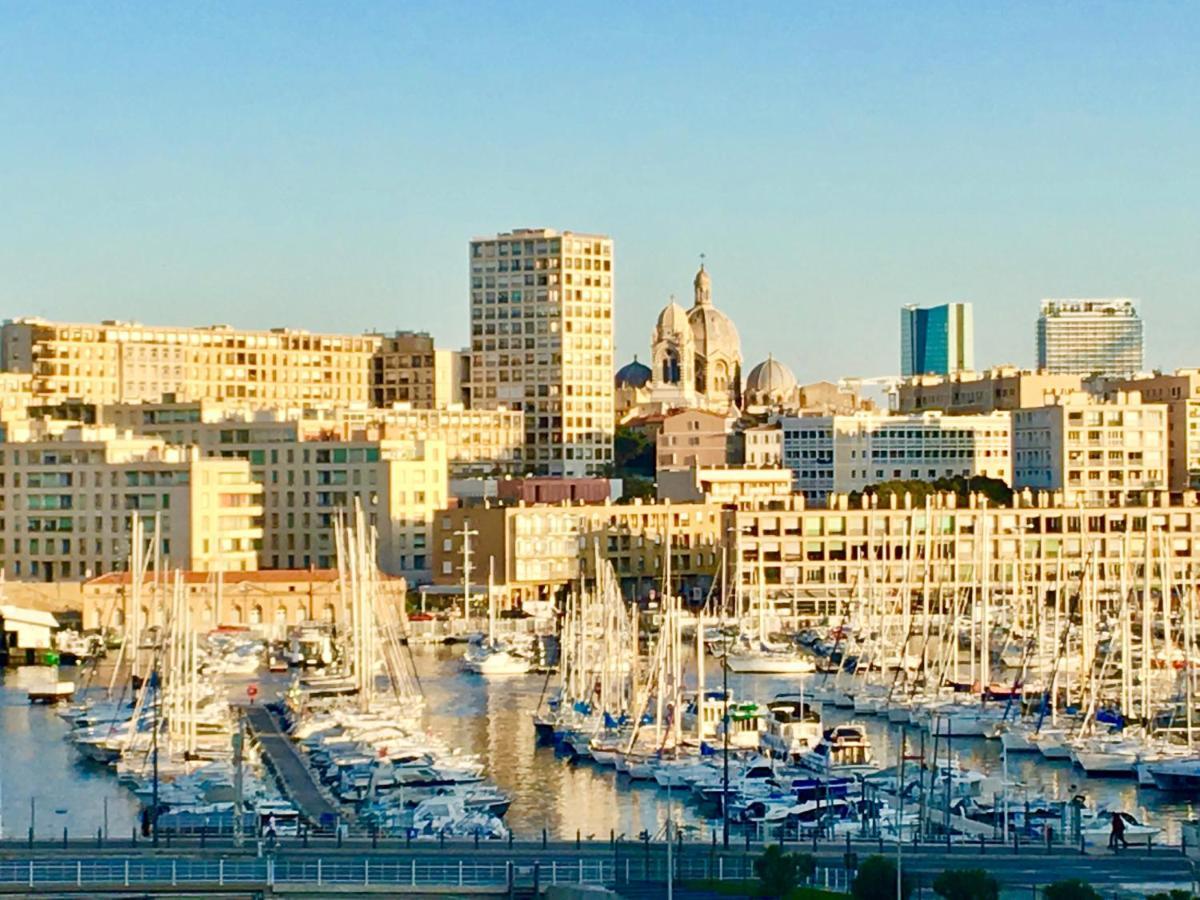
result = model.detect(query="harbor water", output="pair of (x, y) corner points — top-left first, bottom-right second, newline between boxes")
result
(3, 650), (1198, 843)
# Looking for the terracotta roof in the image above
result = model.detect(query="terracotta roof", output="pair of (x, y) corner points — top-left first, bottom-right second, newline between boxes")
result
(85, 569), (354, 587)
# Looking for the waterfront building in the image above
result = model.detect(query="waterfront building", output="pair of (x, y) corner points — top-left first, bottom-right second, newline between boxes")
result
(1, 317), (380, 406)
(467, 228), (614, 477)
(433, 500), (721, 604)
(656, 464), (792, 504)
(896, 366), (1085, 414)
(778, 411), (1012, 503)
(81, 568), (405, 633)
(655, 408), (739, 470)
(1036, 299), (1143, 377)
(372, 331), (464, 408)
(0, 426), (262, 581)
(1012, 391), (1168, 505)
(726, 489), (1200, 609)
(1112, 370), (1200, 490)
(900, 302), (974, 377)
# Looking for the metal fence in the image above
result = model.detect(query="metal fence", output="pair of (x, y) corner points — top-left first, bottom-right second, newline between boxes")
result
(0, 854), (853, 891)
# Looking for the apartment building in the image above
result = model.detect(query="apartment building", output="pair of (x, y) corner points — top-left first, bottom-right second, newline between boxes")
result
(0, 426), (262, 581)
(433, 500), (721, 604)
(896, 367), (1084, 414)
(727, 490), (1200, 610)
(1036, 299), (1143, 377)
(467, 228), (615, 477)
(655, 408), (737, 470)
(1113, 370), (1200, 491)
(93, 400), (521, 478)
(657, 465), (792, 504)
(743, 424), (783, 467)
(2, 318), (381, 406)
(1012, 391), (1168, 505)
(0, 373), (33, 428)
(779, 411), (1013, 503)
(371, 331), (464, 408)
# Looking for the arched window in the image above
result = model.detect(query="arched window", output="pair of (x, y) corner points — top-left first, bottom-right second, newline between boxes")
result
(250, 605), (264, 626)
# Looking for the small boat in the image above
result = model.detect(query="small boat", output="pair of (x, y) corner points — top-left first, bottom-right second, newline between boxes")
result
(28, 682), (75, 704)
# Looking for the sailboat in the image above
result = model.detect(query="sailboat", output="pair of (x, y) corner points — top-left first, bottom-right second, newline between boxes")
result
(724, 557), (815, 675)
(463, 561), (532, 676)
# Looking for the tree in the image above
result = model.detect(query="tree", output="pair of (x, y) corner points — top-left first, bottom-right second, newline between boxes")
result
(613, 425), (655, 479)
(753, 845), (815, 896)
(852, 855), (913, 900)
(1043, 880), (1102, 900)
(933, 868), (999, 900)
(1146, 893), (1195, 900)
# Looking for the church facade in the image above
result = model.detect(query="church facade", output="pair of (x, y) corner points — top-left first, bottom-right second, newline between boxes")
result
(617, 264), (743, 418)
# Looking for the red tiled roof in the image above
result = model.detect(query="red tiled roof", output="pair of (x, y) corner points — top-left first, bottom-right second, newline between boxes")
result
(85, 569), (346, 587)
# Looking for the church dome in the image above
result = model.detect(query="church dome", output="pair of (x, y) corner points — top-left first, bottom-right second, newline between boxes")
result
(655, 300), (692, 336)
(615, 356), (652, 389)
(745, 355), (797, 404)
(688, 305), (741, 358)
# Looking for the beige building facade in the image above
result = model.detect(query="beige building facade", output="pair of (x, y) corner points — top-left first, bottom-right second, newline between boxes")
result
(0, 427), (261, 582)
(1012, 391), (1168, 505)
(779, 411), (1012, 502)
(2, 318), (380, 406)
(433, 500), (722, 604)
(656, 465), (792, 504)
(655, 408), (737, 470)
(896, 367), (1084, 414)
(1113, 370), (1200, 491)
(468, 229), (614, 477)
(727, 490), (1200, 611)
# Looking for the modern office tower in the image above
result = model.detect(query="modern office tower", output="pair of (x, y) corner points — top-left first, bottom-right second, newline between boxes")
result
(1012, 391), (1168, 505)
(468, 228), (614, 476)
(900, 302), (974, 377)
(0, 426), (262, 581)
(1036, 299), (1143, 376)
(778, 410), (1012, 503)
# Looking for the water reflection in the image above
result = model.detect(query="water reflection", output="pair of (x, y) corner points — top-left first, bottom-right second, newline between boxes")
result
(0, 667), (140, 840)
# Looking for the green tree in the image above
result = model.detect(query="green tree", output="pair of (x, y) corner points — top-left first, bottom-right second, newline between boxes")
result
(613, 425), (655, 478)
(753, 845), (815, 896)
(1146, 892), (1195, 900)
(852, 855), (913, 900)
(1043, 880), (1102, 900)
(933, 868), (999, 900)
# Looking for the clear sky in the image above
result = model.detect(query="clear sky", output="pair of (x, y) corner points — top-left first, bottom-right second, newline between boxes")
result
(2, 2), (1198, 382)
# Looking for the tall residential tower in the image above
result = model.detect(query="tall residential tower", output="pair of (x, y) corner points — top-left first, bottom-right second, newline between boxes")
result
(467, 228), (614, 476)
(900, 302), (974, 377)
(1036, 299), (1143, 377)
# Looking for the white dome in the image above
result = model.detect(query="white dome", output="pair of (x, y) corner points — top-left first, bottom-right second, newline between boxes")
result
(745, 355), (797, 404)
(655, 300), (692, 336)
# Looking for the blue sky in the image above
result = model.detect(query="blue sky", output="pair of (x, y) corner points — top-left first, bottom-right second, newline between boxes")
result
(2, 2), (1198, 382)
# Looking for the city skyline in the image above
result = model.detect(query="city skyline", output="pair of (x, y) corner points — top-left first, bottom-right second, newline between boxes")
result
(3, 3), (1199, 383)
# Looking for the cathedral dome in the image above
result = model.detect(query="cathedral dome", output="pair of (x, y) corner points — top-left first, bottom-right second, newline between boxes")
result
(655, 300), (692, 336)
(745, 354), (797, 404)
(615, 356), (652, 389)
(688, 305), (741, 358)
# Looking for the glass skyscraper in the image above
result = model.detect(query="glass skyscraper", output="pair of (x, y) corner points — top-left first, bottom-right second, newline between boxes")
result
(900, 302), (974, 377)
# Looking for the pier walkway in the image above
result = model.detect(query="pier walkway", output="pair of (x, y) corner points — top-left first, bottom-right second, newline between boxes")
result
(244, 705), (345, 829)
(0, 838), (1194, 896)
